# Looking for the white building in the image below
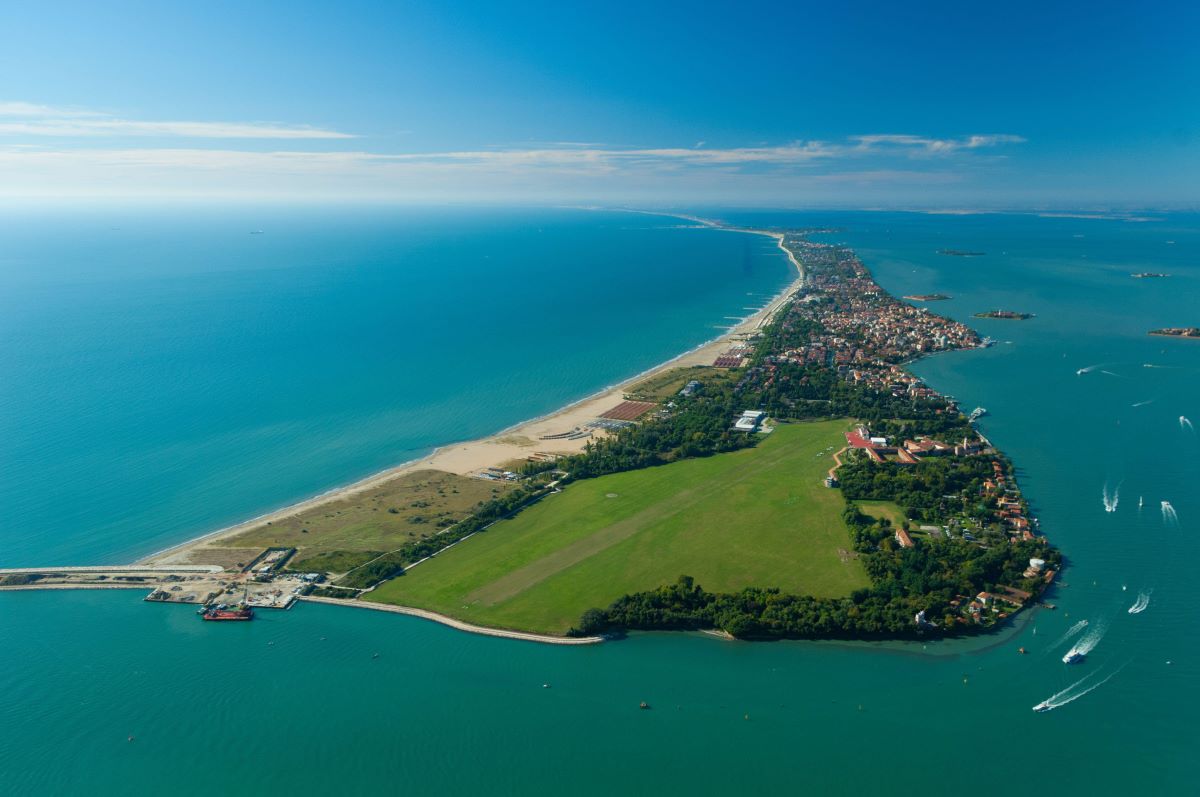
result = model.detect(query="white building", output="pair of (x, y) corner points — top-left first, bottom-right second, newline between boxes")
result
(735, 410), (766, 431)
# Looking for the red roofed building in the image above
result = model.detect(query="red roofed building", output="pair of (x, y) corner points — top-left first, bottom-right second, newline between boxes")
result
(845, 429), (872, 448)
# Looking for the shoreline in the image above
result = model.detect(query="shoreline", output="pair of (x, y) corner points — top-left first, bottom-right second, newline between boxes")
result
(141, 215), (803, 567)
(299, 595), (604, 645)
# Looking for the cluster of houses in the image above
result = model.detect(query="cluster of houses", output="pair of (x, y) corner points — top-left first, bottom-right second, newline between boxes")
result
(983, 459), (1037, 541)
(841, 364), (944, 401)
(768, 238), (981, 371)
(948, 583), (1033, 625)
(843, 424), (983, 465)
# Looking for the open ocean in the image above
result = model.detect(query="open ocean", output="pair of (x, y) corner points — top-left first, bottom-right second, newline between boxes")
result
(1, 207), (1197, 794)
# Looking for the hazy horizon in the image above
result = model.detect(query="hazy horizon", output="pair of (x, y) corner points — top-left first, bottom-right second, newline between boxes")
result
(2, 1), (1197, 207)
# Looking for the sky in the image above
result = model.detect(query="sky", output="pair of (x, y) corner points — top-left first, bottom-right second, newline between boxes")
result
(1, 0), (1197, 207)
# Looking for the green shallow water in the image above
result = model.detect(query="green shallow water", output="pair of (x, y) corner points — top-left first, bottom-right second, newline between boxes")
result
(2, 210), (1197, 794)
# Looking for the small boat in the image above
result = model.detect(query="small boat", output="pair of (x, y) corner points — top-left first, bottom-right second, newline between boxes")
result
(639, 701), (650, 710)
(1032, 701), (1052, 713)
(1062, 650), (1085, 664)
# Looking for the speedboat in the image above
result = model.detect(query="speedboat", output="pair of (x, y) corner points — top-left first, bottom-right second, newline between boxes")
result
(1063, 650), (1085, 664)
(1032, 701), (1052, 713)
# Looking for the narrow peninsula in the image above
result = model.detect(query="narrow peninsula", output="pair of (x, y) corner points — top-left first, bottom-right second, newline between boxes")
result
(2, 220), (1059, 644)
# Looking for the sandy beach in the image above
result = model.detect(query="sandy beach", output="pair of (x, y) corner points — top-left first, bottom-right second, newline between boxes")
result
(142, 221), (803, 567)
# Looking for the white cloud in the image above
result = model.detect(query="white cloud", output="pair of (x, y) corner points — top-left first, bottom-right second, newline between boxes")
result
(0, 127), (1026, 200)
(853, 133), (1026, 154)
(0, 101), (355, 139)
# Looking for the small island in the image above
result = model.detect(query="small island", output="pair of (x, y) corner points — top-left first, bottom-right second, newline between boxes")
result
(1132, 272), (1170, 279)
(975, 310), (1034, 320)
(1148, 327), (1200, 339)
(937, 248), (986, 257)
(904, 293), (951, 301)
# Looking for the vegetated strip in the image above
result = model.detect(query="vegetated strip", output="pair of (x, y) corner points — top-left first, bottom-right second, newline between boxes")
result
(299, 595), (602, 645)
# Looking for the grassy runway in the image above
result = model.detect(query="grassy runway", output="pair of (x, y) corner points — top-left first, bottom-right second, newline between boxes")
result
(368, 420), (868, 634)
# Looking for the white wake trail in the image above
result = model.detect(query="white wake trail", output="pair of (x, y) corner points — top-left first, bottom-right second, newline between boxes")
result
(1182, 416), (1195, 433)
(1102, 482), (1121, 513)
(1049, 619), (1088, 650)
(1034, 666), (1124, 712)
(1075, 619), (1108, 657)
(1128, 590), (1152, 615)
(1162, 501), (1179, 525)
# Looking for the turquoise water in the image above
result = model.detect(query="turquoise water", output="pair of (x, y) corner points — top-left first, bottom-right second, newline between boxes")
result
(0, 207), (792, 565)
(2, 209), (1197, 793)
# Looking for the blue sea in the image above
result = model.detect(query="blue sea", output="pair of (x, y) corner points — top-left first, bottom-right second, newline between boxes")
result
(1, 207), (1197, 794)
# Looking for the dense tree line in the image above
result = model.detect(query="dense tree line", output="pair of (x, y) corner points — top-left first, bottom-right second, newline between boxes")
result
(837, 455), (999, 522)
(572, 504), (1059, 639)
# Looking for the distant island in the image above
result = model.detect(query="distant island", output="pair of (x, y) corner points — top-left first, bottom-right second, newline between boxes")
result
(937, 248), (986, 257)
(975, 310), (1034, 320)
(1148, 327), (1200, 339)
(1132, 272), (1170, 279)
(904, 293), (951, 301)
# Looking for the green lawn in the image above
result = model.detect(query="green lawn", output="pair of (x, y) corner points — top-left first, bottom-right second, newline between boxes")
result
(856, 500), (907, 529)
(367, 420), (868, 634)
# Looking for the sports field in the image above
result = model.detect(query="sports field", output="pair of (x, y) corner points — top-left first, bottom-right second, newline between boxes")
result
(367, 420), (868, 634)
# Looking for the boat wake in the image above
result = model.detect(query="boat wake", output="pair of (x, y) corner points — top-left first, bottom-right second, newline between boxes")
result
(1131, 399), (1155, 408)
(1128, 590), (1152, 615)
(1100, 370), (1126, 378)
(1049, 619), (1089, 651)
(1033, 665), (1124, 713)
(1162, 501), (1179, 525)
(1182, 416), (1195, 434)
(1071, 620), (1108, 657)
(1102, 482), (1121, 513)
(1076, 364), (1102, 375)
